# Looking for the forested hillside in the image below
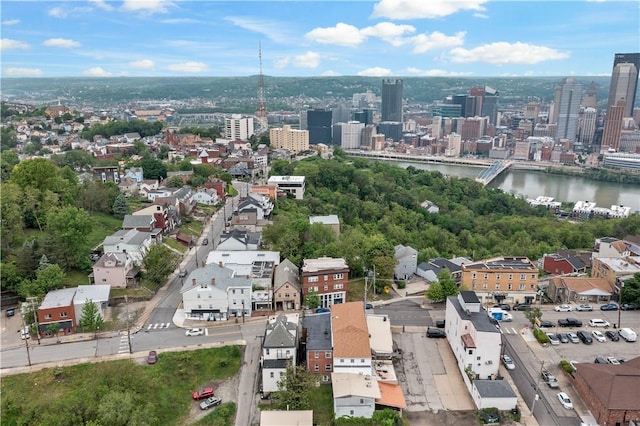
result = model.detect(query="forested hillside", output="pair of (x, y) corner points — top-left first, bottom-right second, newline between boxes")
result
(263, 152), (640, 279)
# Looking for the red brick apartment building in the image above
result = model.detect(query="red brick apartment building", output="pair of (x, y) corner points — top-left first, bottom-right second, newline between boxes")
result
(301, 257), (349, 309)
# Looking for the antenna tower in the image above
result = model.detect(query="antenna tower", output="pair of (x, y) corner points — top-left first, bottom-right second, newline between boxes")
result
(256, 42), (267, 133)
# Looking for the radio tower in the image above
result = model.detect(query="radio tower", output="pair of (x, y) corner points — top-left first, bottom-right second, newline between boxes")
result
(256, 42), (267, 133)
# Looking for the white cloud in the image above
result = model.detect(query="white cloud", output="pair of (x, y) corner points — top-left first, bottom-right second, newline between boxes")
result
(160, 18), (201, 24)
(167, 61), (208, 72)
(224, 16), (292, 44)
(89, 0), (114, 11)
(305, 23), (365, 46)
(294, 51), (320, 69)
(43, 38), (81, 48)
(48, 7), (67, 18)
(0, 38), (30, 50)
(84, 67), (112, 77)
(129, 59), (155, 69)
(449, 42), (570, 65)
(372, 0), (488, 20)
(360, 22), (415, 46)
(274, 57), (290, 69)
(2, 19), (20, 25)
(4, 67), (43, 76)
(410, 31), (465, 53)
(120, 0), (174, 14)
(322, 70), (341, 77)
(357, 67), (393, 77)
(405, 67), (472, 76)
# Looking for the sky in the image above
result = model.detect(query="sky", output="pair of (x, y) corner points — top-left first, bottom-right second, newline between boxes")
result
(1, 0), (639, 78)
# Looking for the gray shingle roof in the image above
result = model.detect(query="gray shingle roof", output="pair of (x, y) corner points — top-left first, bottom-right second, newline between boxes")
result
(123, 214), (154, 229)
(474, 380), (517, 398)
(263, 315), (297, 348)
(302, 313), (332, 350)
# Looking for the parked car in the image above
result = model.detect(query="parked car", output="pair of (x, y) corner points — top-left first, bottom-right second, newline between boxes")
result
(621, 303), (640, 311)
(199, 396), (222, 410)
(591, 330), (606, 343)
(479, 410), (500, 424)
(541, 369), (559, 388)
(315, 307), (330, 313)
(589, 319), (610, 328)
(365, 303), (373, 310)
(576, 304), (593, 312)
(426, 328), (446, 338)
(605, 330), (620, 342)
(600, 303), (618, 311)
(20, 327), (30, 340)
(557, 333), (570, 343)
(193, 387), (215, 400)
(594, 357), (608, 364)
(493, 304), (511, 311)
(577, 330), (593, 344)
(502, 354), (515, 370)
(555, 304), (572, 312)
(539, 319), (556, 328)
(607, 357), (621, 365)
(546, 333), (560, 345)
(558, 318), (583, 327)
(618, 328), (637, 342)
(435, 320), (446, 329)
(557, 392), (573, 409)
(6, 308), (15, 317)
(147, 350), (158, 364)
(567, 332), (580, 343)
(185, 328), (205, 337)
(513, 304), (531, 311)
(202, 238), (209, 246)
(179, 270), (188, 278)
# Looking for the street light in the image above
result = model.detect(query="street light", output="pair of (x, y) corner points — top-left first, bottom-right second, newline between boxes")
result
(617, 282), (625, 328)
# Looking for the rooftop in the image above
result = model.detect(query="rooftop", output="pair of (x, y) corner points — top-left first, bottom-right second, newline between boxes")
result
(302, 257), (349, 273)
(463, 256), (537, 271)
(332, 373), (381, 399)
(40, 287), (77, 309)
(331, 302), (371, 358)
(448, 295), (499, 334)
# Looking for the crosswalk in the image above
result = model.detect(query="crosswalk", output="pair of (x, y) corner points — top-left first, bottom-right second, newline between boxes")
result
(145, 322), (172, 331)
(118, 335), (132, 354)
(500, 327), (519, 335)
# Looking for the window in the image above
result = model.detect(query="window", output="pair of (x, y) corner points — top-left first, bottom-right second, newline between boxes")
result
(197, 294), (201, 298)
(322, 375), (329, 382)
(324, 275), (328, 281)
(334, 273), (343, 280)
(293, 293), (297, 297)
(472, 273), (477, 279)
(350, 410), (354, 416)
(519, 284), (525, 290)
(350, 359), (355, 363)
(530, 284), (535, 289)
(309, 286), (318, 292)
(507, 284), (512, 290)
(270, 372), (274, 378)
(309, 276), (319, 283)
(520, 274), (526, 280)
(495, 284), (500, 290)
(496, 273), (501, 280)
(278, 294), (282, 298)
(324, 285), (328, 291)
(360, 399), (364, 404)
(484, 273), (488, 280)
(472, 284), (476, 289)
(285, 293), (290, 298)
(315, 351), (319, 359)
(334, 284), (343, 290)
(482, 283), (488, 289)
(241, 289), (244, 294)
(508, 274), (513, 280)
(531, 274), (536, 279)
(477, 356), (481, 360)
(360, 359), (365, 363)
(314, 364), (319, 371)
(468, 350), (473, 355)
(325, 351), (331, 358)
(60, 312), (67, 318)
(325, 364), (331, 371)
(266, 349), (270, 355)
(232, 289), (236, 294)
(44, 314), (52, 320)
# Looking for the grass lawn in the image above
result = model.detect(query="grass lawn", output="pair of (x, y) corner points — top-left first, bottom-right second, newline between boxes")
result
(87, 213), (124, 249)
(0, 346), (243, 426)
(64, 269), (92, 286)
(310, 384), (335, 425)
(347, 278), (394, 304)
(180, 219), (204, 237)
(164, 237), (188, 254)
(193, 402), (236, 425)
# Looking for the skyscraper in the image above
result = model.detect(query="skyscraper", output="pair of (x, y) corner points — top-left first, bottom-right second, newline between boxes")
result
(581, 81), (598, 109)
(556, 78), (583, 141)
(608, 62), (638, 117)
(609, 53), (640, 116)
(306, 109), (333, 144)
(601, 99), (626, 151)
(481, 86), (499, 126)
(381, 79), (403, 122)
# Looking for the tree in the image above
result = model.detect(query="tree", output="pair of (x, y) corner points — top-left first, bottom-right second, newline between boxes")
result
(164, 175), (185, 188)
(426, 269), (459, 302)
(9, 158), (59, 192)
(0, 261), (23, 293)
(273, 362), (316, 410)
(78, 299), (104, 334)
(139, 158), (167, 180)
(621, 272), (640, 304)
(44, 206), (92, 269)
(304, 290), (320, 309)
(46, 322), (61, 343)
(524, 306), (543, 326)
(143, 245), (180, 286)
(112, 194), (130, 219)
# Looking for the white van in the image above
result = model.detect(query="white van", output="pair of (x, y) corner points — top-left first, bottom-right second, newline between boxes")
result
(619, 328), (637, 342)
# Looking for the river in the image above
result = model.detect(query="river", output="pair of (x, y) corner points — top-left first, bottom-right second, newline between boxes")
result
(387, 161), (640, 211)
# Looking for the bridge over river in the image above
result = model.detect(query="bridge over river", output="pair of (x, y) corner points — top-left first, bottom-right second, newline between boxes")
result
(475, 160), (512, 186)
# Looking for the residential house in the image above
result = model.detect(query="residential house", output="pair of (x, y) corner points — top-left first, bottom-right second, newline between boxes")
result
(547, 276), (614, 304)
(123, 167), (144, 183)
(591, 256), (640, 296)
(542, 252), (588, 275)
(118, 177), (139, 196)
(138, 179), (160, 197)
(302, 312), (333, 383)
(250, 261), (276, 312)
(331, 302), (372, 376)
(203, 177), (227, 201)
(332, 373), (381, 420)
(238, 193), (273, 220)
(260, 411), (313, 426)
(250, 183), (278, 200)
(207, 251), (280, 277)
(90, 252), (139, 288)
(471, 380), (517, 410)
(192, 188), (219, 206)
(416, 257), (471, 284)
(460, 257), (539, 305)
(145, 188), (173, 202)
(267, 175), (306, 199)
(165, 170), (193, 185)
(301, 257), (349, 308)
(309, 215), (340, 237)
(261, 313), (299, 393)
(273, 259), (302, 311)
(122, 214), (162, 244)
(180, 263), (252, 321)
(102, 229), (153, 266)
(592, 237), (630, 260)
(123, 132), (141, 143)
(367, 315), (394, 361)
(37, 288), (77, 337)
(92, 166), (120, 183)
(132, 203), (175, 234)
(217, 228), (261, 251)
(73, 285), (110, 325)
(420, 200), (440, 214)
(393, 245), (417, 280)
(229, 209), (259, 231)
(173, 187), (196, 216)
(571, 357), (640, 426)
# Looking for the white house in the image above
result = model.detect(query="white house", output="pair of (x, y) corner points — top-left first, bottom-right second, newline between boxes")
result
(238, 195), (273, 220)
(192, 188), (219, 206)
(332, 373), (381, 419)
(331, 302), (372, 376)
(217, 228), (262, 251)
(102, 229), (153, 266)
(393, 244), (417, 280)
(73, 285), (111, 326)
(180, 263), (252, 321)
(261, 313), (299, 393)
(206, 251), (280, 276)
(471, 380), (517, 410)
(267, 175), (306, 199)
(123, 167), (144, 183)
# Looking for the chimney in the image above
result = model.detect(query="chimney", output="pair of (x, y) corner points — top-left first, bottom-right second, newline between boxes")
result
(219, 261), (223, 267)
(192, 278), (196, 285)
(211, 278), (216, 286)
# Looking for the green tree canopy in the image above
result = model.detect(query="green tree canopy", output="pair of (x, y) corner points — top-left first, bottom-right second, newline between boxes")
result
(78, 299), (105, 333)
(112, 193), (130, 219)
(273, 362), (316, 410)
(143, 245), (180, 286)
(44, 206), (92, 269)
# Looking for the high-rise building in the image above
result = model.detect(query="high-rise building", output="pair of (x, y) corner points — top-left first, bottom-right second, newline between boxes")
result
(581, 81), (598, 109)
(381, 79), (403, 122)
(306, 109), (333, 144)
(481, 86), (499, 126)
(556, 78), (583, 141)
(334, 121), (365, 149)
(269, 125), (309, 153)
(601, 99), (626, 151)
(608, 62), (638, 117)
(551, 85), (562, 125)
(578, 107), (598, 147)
(431, 116), (442, 139)
(353, 109), (374, 126)
(610, 53), (640, 116)
(452, 94), (476, 118)
(224, 115), (254, 141)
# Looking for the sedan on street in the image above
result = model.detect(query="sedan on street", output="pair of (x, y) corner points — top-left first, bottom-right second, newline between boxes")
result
(600, 303), (618, 311)
(567, 332), (580, 343)
(199, 396), (222, 410)
(592, 330), (607, 343)
(502, 355), (515, 370)
(193, 387), (215, 400)
(621, 303), (640, 311)
(576, 304), (593, 312)
(557, 392), (573, 409)
(555, 304), (572, 312)
(185, 328), (205, 337)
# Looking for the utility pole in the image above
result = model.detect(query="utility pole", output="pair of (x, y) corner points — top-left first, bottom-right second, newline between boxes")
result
(372, 264), (376, 296)
(242, 300), (245, 324)
(125, 296), (132, 354)
(617, 282), (624, 328)
(531, 360), (544, 414)
(28, 297), (41, 345)
(21, 313), (32, 366)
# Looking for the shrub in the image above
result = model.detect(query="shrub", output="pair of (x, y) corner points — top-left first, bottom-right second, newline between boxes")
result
(560, 359), (575, 373)
(396, 280), (406, 289)
(533, 328), (550, 344)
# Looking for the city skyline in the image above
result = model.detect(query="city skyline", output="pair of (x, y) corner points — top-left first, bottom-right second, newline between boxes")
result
(1, 0), (639, 79)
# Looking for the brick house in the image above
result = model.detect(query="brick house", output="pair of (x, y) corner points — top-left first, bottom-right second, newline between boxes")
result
(547, 276), (614, 304)
(302, 312), (333, 383)
(542, 253), (587, 275)
(571, 357), (640, 426)
(301, 257), (349, 309)
(37, 288), (77, 337)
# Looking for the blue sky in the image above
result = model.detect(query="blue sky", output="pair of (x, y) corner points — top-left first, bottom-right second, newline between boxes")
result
(1, 0), (639, 78)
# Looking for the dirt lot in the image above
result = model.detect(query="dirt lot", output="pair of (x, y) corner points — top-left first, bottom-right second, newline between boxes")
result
(180, 373), (239, 425)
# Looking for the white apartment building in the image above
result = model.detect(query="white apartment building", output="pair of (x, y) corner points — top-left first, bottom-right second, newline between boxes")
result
(269, 125), (309, 153)
(267, 175), (306, 199)
(225, 114), (254, 141)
